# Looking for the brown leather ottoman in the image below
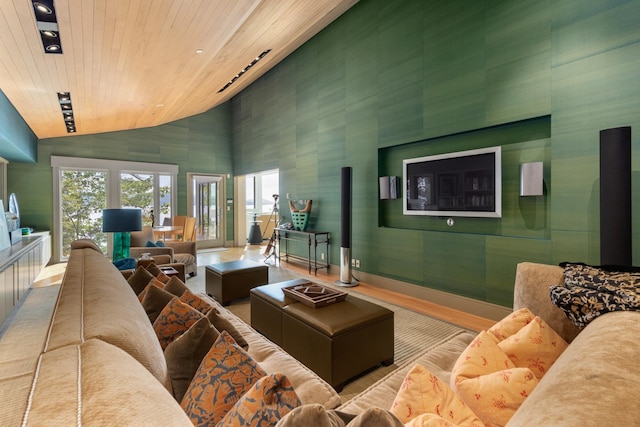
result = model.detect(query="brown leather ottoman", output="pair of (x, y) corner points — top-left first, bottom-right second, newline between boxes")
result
(282, 295), (394, 390)
(205, 260), (268, 305)
(249, 279), (308, 346)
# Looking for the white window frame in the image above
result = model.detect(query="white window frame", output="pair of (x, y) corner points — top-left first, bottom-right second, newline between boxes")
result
(51, 156), (178, 262)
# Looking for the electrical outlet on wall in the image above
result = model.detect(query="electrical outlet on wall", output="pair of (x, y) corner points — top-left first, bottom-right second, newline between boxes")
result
(321, 253), (325, 260)
(355, 259), (360, 268)
(351, 259), (355, 267)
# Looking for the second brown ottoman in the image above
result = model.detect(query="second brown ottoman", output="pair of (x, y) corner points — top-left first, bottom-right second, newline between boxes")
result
(282, 295), (394, 390)
(250, 279), (308, 346)
(205, 260), (268, 305)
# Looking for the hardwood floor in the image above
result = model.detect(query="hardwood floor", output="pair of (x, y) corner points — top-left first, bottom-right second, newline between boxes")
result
(198, 244), (496, 332)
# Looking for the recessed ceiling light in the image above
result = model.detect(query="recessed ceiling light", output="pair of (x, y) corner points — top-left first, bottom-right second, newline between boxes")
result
(33, 2), (53, 14)
(217, 49), (271, 93)
(195, 49), (203, 54)
(32, 1), (62, 53)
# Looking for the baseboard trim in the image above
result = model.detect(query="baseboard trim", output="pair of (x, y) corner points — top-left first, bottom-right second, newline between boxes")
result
(347, 269), (512, 322)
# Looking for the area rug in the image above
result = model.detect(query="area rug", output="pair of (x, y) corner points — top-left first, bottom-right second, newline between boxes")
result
(187, 264), (470, 402)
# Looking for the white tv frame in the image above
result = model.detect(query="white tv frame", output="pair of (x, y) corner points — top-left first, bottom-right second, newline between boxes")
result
(402, 146), (502, 218)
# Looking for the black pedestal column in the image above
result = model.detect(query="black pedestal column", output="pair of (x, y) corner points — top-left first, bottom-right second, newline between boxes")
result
(336, 166), (358, 287)
(600, 126), (632, 265)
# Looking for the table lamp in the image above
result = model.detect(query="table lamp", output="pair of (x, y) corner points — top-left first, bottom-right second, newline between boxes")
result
(102, 208), (142, 261)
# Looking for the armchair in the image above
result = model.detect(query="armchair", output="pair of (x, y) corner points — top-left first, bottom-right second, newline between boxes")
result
(129, 226), (198, 277)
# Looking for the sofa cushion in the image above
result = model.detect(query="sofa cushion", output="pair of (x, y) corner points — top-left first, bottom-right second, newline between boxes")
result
(164, 276), (190, 296)
(127, 265), (156, 295)
(275, 404), (353, 426)
(206, 306), (249, 349)
(507, 311), (640, 426)
(165, 317), (220, 402)
(513, 262), (580, 343)
(46, 247), (170, 387)
(218, 373), (301, 427)
(390, 363), (483, 426)
(181, 331), (267, 426)
(141, 284), (176, 323)
(69, 239), (103, 252)
(137, 277), (166, 302)
(277, 405), (403, 427)
(153, 298), (204, 350)
(20, 339), (191, 426)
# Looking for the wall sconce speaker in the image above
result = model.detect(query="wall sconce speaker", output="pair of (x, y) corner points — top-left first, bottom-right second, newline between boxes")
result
(379, 176), (398, 200)
(520, 162), (543, 196)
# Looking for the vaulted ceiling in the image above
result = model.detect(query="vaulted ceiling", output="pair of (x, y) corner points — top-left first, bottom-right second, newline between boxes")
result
(0, 0), (358, 139)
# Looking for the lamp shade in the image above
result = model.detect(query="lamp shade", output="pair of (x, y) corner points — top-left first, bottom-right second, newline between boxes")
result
(102, 208), (142, 232)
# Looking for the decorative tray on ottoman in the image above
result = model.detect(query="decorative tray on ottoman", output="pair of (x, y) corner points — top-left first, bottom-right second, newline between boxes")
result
(282, 282), (347, 308)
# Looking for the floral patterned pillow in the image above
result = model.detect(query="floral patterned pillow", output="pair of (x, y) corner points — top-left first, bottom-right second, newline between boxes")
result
(390, 363), (484, 426)
(179, 289), (214, 314)
(487, 308), (535, 342)
(450, 331), (536, 426)
(498, 316), (568, 379)
(181, 331), (266, 427)
(217, 373), (301, 427)
(550, 263), (640, 328)
(152, 298), (204, 350)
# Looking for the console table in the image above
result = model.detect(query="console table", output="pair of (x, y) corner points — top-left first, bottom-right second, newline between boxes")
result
(274, 228), (329, 275)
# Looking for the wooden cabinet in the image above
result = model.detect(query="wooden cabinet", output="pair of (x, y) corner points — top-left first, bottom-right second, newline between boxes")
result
(0, 232), (50, 327)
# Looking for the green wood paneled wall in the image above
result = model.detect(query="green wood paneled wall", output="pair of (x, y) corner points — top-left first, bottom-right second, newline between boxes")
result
(8, 105), (234, 238)
(6, 0), (640, 309)
(232, 0), (640, 308)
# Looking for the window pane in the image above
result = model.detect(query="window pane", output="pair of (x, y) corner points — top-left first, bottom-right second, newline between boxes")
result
(261, 172), (279, 213)
(60, 169), (107, 257)
(158, 174), (172, 226)
(121, 172), (154, 225)
(246, 176), (255, 210)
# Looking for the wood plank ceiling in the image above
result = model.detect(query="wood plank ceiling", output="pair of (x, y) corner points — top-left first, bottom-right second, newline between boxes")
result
(0, 0), (359, 139)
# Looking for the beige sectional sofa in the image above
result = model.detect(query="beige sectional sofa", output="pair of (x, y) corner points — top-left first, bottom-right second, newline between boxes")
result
(2, 240), (639, 426)
(338, 262), (640, 426)
(0, 240), (339, 426)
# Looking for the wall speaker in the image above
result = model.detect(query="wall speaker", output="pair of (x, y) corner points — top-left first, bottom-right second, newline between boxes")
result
(336, 166), (358, 287)
(600, 126), (632, 265)
(520, 162), (543, 196)
(379, 176), (398, 199)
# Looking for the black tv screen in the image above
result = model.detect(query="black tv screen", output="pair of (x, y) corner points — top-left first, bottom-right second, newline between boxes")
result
(403, 146), (501, 218)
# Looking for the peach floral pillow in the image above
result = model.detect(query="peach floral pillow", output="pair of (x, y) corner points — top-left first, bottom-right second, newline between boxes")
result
(455, 368), (538, 427)
(405, 413), (459, 426)
(487, 308), (535, 342)
(450, 331), (538, 427)
(450, 331), (515, 391)
(391, 364), (484, 426)
(498, 316), (568, 379)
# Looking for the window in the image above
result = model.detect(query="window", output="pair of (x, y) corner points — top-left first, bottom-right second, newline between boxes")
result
(52, 156), (177, 261)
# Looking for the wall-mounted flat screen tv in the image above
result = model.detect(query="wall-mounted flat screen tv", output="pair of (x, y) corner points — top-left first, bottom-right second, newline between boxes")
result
(403, 146), (501, 218)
